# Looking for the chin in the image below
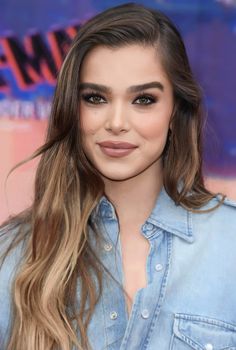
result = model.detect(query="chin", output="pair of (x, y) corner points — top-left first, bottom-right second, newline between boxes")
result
(100, 172), (135, 182)
(97, 167), (146, 182)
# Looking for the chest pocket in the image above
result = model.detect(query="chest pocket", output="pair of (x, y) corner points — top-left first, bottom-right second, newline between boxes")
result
(170, 313), (236, 350)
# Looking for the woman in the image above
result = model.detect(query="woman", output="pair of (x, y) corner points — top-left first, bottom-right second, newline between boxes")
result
(1, 2), (236, 350)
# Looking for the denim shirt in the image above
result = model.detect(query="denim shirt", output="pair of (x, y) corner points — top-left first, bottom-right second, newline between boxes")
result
(1, 187), (236, 350)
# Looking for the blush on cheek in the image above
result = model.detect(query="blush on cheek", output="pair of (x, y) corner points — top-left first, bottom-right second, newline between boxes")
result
(140, 124), (169, 140)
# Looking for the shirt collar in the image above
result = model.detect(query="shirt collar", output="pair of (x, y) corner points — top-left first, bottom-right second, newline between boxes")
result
(91, 186), (194, 243)
(147, 187), (194, 243)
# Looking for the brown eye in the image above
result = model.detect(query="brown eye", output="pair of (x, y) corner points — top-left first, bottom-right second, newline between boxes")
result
(81, 93), (106, 104)
(134, 94), (156, 105)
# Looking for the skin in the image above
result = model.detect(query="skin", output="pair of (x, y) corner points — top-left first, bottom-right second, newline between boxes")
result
(79, 44), (175, 315)
(79, 44), (174, 221)
(79, 44), (174, 222)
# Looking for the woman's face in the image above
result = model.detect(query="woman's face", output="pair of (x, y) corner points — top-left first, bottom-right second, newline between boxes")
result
(79, 44), (174, 182)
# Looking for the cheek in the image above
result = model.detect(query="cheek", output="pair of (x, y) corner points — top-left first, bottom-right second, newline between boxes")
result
(136, 102), (173, 141)
(136, 117), (170, 141)
(79, 106), (101, 135)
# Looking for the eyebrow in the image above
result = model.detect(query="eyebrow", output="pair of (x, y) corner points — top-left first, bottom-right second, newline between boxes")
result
(78, 81), (164, 93)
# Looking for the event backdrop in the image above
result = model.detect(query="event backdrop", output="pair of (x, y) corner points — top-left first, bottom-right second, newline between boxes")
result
(0, 0), (236, 222)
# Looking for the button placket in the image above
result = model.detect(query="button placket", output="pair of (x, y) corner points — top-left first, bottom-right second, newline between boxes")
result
(141, 309), (150, 319)
(155, 263), (163, 272)
(104, 242), (113, 251)
(205, 344), (213, 350)
(110, 311), (118, 320)
(119, 231), (171, 350)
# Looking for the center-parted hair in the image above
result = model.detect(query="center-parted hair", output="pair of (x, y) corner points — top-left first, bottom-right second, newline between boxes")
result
(1, 3), (222, 350)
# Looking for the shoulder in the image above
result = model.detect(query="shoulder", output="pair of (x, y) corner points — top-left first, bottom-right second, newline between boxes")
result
(221, 196), (236, 209)
(191, 194), (236, 241)
(0, 222), (30, 347)
(0, 222), (28, 259)
(194, 193), (236, 217)
(0, 222), (28, 346)
(0, 224), (29, 296)
(0, 222), (28, 292)
(216, 195), (236, 224)
(0, 221), (29, 276)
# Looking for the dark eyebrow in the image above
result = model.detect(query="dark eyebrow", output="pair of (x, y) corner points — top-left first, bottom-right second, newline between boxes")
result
(78, 81), (164, 93)
(128, 81), (164, 93)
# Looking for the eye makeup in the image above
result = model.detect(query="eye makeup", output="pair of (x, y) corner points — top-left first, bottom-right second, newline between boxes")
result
(80, 90), (158, 106)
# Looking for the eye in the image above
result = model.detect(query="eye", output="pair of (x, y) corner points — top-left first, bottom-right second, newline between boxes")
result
(81, 92), (106, 104)
(133, 94), (157, 105)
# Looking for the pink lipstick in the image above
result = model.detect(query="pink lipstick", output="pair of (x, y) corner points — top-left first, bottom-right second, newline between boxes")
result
(97, 141), (138, 157)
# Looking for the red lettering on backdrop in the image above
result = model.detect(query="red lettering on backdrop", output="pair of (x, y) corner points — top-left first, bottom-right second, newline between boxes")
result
(0, 23), (80, 91)
(47, 26), (78, 70)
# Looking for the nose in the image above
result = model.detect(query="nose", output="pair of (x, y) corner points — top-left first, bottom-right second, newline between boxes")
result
(104, 102), (129, 134)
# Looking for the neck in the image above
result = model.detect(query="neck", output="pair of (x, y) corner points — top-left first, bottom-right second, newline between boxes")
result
(103, 166), (163, 229)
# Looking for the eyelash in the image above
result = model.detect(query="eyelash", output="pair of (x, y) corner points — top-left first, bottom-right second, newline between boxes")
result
(80, 91), (157, 106)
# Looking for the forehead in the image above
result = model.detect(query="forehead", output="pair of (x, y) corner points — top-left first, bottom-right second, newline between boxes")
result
(79, 44), (171, 88)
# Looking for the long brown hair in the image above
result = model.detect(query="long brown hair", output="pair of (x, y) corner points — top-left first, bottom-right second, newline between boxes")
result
(0, 3), (224, 349)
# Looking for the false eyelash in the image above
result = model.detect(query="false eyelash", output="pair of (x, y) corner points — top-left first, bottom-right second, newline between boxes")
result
(134, 93), (157, 104)
(80, 91), (157, 105)
(81, 92), (105, 104)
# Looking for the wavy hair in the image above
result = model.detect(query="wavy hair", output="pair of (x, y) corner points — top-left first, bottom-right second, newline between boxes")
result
(0, 2), (224, 349)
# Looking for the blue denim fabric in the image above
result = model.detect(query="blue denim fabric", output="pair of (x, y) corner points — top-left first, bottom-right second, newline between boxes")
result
(1, 187), (236, 349)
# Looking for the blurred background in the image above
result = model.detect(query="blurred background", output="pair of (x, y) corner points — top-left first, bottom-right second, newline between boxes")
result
(0, 0), (236, 223)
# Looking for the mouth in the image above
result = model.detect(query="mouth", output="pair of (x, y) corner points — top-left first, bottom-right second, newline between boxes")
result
(98, 141), (138, 149)
(97, 141), (138, 157)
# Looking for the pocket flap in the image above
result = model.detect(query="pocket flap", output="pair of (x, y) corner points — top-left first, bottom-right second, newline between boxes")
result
(173, 314), (236, 350)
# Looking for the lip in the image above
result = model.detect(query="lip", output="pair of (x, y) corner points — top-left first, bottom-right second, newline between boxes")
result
(97, 141), (137, 149)
(97, 141), (138, 158)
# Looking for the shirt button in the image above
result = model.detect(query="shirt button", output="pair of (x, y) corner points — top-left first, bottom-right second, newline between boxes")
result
(141, 309), (149, 319)
(104, 243), (113, 251)
(205, 344), (213, 350)
(146, 223), (154, 230)
(155, 263), (163, 272)
(110, 311), (118, 320)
